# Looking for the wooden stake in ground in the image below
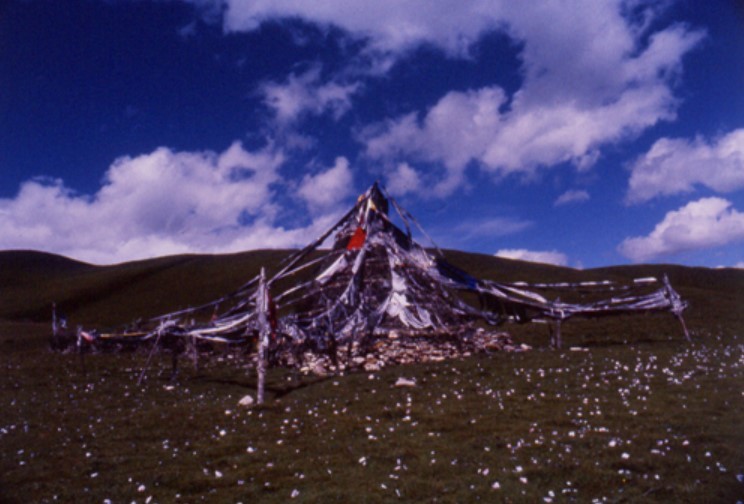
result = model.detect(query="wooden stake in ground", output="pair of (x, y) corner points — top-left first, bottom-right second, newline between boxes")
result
(257, 267), (270, 405)
(553, 319), (562, 349)
(663, 275), (692, 342)
(76, 325), (87, 377)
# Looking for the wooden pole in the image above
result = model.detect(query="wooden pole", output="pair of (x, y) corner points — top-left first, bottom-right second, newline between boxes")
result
(257, 267), (269, 405)
(663, 275), (691, 342)
(676, 313), (692, 343)
(76, 325), (87, 377)
(52, 303), (58, 337)
(554, 319), (562, 350)
(51, 303), (59, 351)
(189, 335), (200, 372)
(137, 323), (165, 386)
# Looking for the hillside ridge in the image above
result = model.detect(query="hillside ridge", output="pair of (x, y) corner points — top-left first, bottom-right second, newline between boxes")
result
(1, 249), (742, 329)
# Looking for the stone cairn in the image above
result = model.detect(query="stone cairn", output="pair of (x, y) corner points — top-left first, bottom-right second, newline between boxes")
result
(273, 328), (527, 377)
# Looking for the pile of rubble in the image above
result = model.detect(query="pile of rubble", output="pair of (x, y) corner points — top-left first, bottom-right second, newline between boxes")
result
(278, 329), (528, 376)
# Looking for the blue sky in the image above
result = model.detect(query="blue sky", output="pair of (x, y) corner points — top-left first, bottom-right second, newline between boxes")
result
(1, 0), (743, 267)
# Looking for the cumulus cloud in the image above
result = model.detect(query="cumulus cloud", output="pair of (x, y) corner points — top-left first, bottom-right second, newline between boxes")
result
(356, 5), (701, 195)
(260, 65), (361, 125)
(189, 1), (704, 197)
(554, 189), (590, 206)
(297, 157), (354, 213)
(217, 0), (503, 57)
(384, 162), (422, 197)
(626, 129), (744, 203)
(618, 197), (744, 262)
(495, 248), (569, 267)
(0, 142), (351, 264)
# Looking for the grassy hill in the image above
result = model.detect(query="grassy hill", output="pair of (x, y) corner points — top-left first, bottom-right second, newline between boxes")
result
(1, 248), (742, 340)
(0, 249), (291, 327)
(1, 249), (742, 503)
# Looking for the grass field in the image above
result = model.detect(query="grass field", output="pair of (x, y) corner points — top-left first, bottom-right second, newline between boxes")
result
(1, 250), (743, 502)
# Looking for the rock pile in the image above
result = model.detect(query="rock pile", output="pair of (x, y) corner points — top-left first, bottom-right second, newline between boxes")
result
(277, 329), (525, 376)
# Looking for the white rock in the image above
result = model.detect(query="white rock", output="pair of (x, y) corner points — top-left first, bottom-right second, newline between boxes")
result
(238, 395), (255, 408)
(364, 361), (381, 372)
(395, 377), (417, 388)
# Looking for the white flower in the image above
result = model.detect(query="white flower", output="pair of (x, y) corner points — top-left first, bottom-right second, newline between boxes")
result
(491, 481), (501, 490)
(291, 489), (300, 498)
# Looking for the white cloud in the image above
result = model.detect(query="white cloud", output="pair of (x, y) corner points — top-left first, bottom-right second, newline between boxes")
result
(297, 157), (354, 213)
(218, 0), (503, 57)
(455, 217), (532, 240)
(194, 1), (704, 197)
(554, 189), (590, 206)
(260, 65), (361, 124)
(618, 197), (744, 262)
(626, 129), (744, 203)
(384, 162), (422, 197)
(356, 4), (702, 195)
(495, 248), (569, 267)
(0, 142), (351, 264)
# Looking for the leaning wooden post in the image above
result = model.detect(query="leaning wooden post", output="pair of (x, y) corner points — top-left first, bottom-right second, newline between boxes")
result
(664, 275), (691, 342)
(257, 267), (270, 405)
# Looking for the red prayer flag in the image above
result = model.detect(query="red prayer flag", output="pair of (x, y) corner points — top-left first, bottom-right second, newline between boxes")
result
(347, 226), (366, 250)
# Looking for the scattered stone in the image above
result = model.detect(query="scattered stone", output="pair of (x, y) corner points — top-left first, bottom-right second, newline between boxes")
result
(394, 377), (417, 388)
(312, 362), (328, 376)
(364, 360), (382, 372)
(280, 329), (518, 377)
(238, 395), (255, 408)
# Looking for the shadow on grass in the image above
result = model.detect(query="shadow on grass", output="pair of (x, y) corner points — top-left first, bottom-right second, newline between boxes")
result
(186, 373), (333, 400)
(576, 336), (683, 348)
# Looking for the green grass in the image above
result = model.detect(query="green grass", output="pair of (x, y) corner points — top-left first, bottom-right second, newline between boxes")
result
(1, 250), (743, 502)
